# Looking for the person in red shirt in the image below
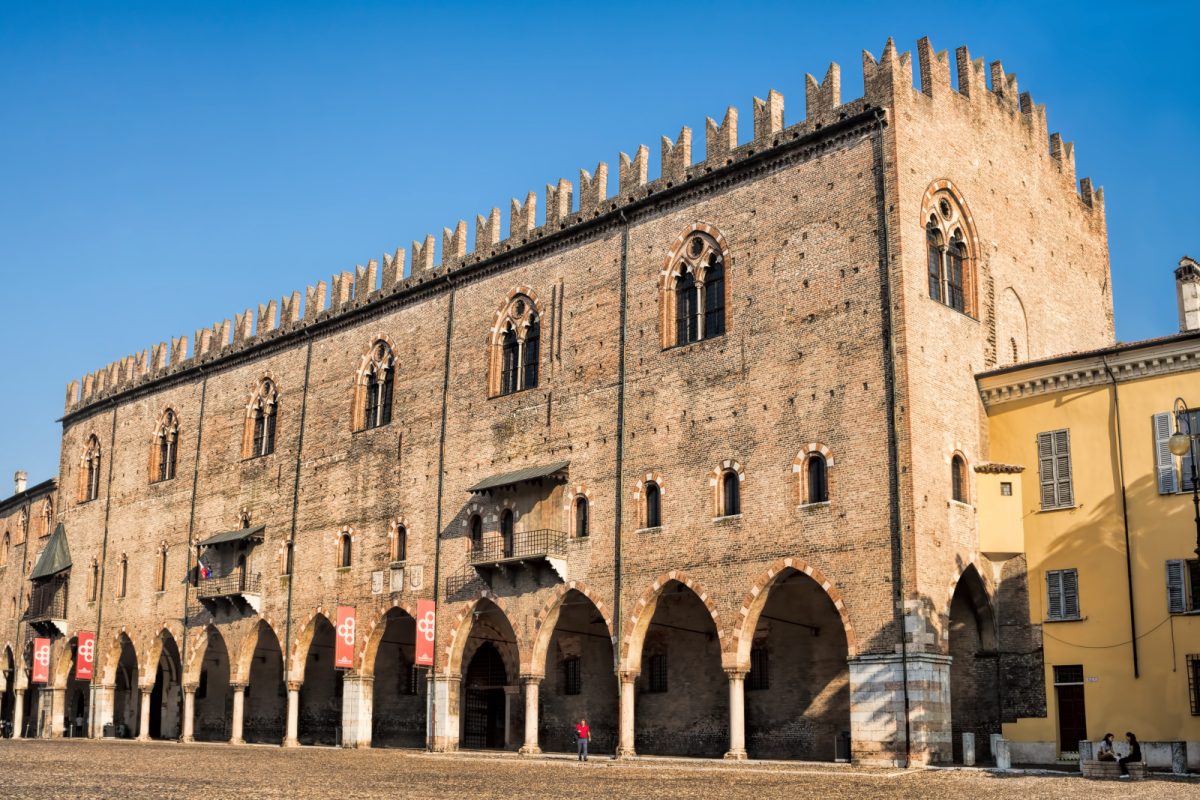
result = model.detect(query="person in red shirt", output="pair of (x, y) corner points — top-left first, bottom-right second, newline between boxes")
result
(575, 718), (590, 762)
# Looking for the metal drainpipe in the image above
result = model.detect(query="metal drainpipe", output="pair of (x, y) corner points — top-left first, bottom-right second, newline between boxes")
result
(613, 210), (630, 679)
(87, 399), (119, 739)
(283, 332), (314, 690)
(870, 107), (912, 767)
(428, 275), (457, 749)
(1102, 356), (1139, 677)
(177, 367), (208, 739)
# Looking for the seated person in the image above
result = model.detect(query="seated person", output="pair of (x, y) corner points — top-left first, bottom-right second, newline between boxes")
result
(1096, 732), (1116, 761)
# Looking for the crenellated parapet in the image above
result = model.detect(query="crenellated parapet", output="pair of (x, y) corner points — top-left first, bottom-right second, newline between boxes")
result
(63, 36), (1103, 416)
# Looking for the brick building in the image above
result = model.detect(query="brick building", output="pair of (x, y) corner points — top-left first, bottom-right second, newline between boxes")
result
(0, 37), (1113, 765)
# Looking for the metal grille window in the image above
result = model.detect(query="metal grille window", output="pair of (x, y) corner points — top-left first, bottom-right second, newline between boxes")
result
(1037, 429), (1074, 510)
(1053, 664), (1084, 685)
(1166, 559), (1200, 613)
(1046, 568), (1080, 621)
(1188, 655), (1200, 715)
(703, 259), (725, 337)
(563, 657), (582, 696)
(747, 646), (769, 691)
(647, 653), (668, 693)
(675, 270), (699, 345)
(927, 227), (943, 303)
(522, 316), (540, 390)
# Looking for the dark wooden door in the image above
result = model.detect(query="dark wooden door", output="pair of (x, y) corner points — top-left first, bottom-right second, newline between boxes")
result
(1056, 684), (1087, 752)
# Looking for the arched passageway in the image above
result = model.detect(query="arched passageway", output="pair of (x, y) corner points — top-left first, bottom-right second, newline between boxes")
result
(536, 590), (617, 755)
(1, 646), (14, 735)
(111, 636), (139, 738)
(149, 634), (183, 740)
(298, 615), (342, 746)
(195, 629), (232, 741)
(949, 567), (1000, 763)
(243, 622), (285, 744)
(743, 570), (850, 760)
(59, 637), (90, 738)
(458, 600), (520, 750)
(634, 581), (726, 757)
(370, 609), (425, 747)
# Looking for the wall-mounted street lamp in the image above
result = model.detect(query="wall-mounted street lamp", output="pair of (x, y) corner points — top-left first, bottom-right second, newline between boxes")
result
(1168, 397), (1200, 558)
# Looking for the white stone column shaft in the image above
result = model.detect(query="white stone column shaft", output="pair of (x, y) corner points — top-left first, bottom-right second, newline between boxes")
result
(724, 670), (747, 760)
(12, 689), (24, 739)
(283, 682), (300, 747)
(519, 675), (541, 755)
(181, 687), (196, 742)
(137, 688), (152, 741)
(230, 683), (246, 744)
(341, 676), (373, 749)
(617, 672), (636, 758)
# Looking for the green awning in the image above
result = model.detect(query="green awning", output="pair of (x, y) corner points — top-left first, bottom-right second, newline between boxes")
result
(197, 525), (265, 548)
(467, 461), (570, 493)
(30, 523), (72, 580)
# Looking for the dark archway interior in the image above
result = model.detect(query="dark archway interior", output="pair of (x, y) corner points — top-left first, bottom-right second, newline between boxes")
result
(299, 617), (342, 746)
(371, 610), (425, 748)
(538, 591), (617, 754)
(1, 647), (15, 734)
(195, 630), (232, 742)
(462, 642), (507, 749)
(949, 569), (1000, 763)
(112, 638), (138, 738)
(635, 583), (726, 757)
(244, 624), (285, 744)
(744, 571), (850, 760)
(63, 639), (90, 737)
(150, 636), (182, 740)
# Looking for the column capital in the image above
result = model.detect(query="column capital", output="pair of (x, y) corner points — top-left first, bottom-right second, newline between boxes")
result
(519, 673), (544, 685)
(139, 686), (154, 696)
(617, 670), (640, 683)
(345, 674), (374, 686)
(286, 680), (303, 692)
(230, 682), (247, 692)
(182, 684), (198, 694)
(723, 667), (748, 679)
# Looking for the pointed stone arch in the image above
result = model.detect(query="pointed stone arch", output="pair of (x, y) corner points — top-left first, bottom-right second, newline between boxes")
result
(357, 599), (419, 679)
(98, 629), (139, 687)
(51, 635), (78, 690)
(289, 608), (333, 681)
(620, 570), (722, 671)
(141, 622), (184, 688)
(731, 557), (857, 671)
(442, 591), (519, 678)
(527, 580), (614, 675)
(944, 560), (997, 650)
(233, 616), (284, 684)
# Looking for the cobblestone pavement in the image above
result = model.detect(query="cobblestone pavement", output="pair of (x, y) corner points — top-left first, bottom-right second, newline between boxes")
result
(0, 740), (1196, 799)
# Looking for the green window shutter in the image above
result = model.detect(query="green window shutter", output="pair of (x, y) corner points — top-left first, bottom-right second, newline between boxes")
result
(1062, 568), (1080, 618)
(1046, 570), (1064, 620)
(1167, 560), (1187, 614)
(1053, 429), (1074, 508)
(1154, 412), (1179, 494)
(1038, 432), (1057, 510)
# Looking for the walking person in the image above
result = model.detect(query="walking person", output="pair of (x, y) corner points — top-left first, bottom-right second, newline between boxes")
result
(1118, 731), (1141, 778)
(575, 718), (590, 762)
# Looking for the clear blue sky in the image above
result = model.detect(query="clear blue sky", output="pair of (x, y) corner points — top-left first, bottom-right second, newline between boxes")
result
(1, 1), (1197, 487)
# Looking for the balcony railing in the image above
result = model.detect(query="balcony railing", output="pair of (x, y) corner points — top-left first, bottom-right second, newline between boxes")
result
(196, 572), (262, 604)
(23, 581), (67, 623)
(468, 529), (567, 567)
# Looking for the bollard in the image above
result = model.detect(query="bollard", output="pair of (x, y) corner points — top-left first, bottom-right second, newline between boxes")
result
(1172, 741), (1188, 775)
(962, 732), (976, 766)
(994, 738), (1011, 771)
(990, 733), (1003, 762)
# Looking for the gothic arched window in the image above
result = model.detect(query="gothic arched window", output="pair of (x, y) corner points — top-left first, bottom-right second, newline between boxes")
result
(665, 228), (728, 348)
(952, 454), (968, 504)
(721, 470), (740, 516)
(807, 454), (829, 504)
(359, 342), (395, 430)
(469, 514), (483, 553)
(574, 496), (589, 538)
(492, 294), (541, 396)
(392, 524), (408, 562)
(246, 379), (278, 458)
(338, 532), (353, 568)
(644, 481), (662, 528)
(922, 186), (977, 317)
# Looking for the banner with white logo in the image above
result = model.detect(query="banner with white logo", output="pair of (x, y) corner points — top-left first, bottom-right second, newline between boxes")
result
(75, 631), (96, 681)
(31, 637), (51, 684)
(335, 605), (356, 670)
(415, 599), (435, 667)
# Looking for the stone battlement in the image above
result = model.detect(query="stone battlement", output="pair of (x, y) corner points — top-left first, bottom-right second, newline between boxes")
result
(63, 36), (1101, 416)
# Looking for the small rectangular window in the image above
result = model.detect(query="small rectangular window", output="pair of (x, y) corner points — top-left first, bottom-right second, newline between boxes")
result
(1000, 481), (1013, 497)
(1046, 568), (1080, 621)
(647, 653), (668, 693)
(1053, 664), (1084, 685)
(1188, 655), (1200, 716)
(1167, 559), (1200, 613)
(1037, 430), (1074, 510)
(563, 657), (582, 696)
(747, 646), (769, 691)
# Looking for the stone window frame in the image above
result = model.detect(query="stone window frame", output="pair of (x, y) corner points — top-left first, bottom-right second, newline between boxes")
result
(793, 444), (834, 507)
(336, 527), (355, 570)
(564, 484), (593, 539)
(353, 337), (396, 432)
(40, 498), (53, 538)
(709, 459), (745, 519)
(150, 407), (180, 484)
(116, 553), (128, 599)
(153, 541), (169, 593)
(632, 472), (665, 530)
(659, 223), (732, 350)
(487, 287), (544, 398)
(950, 450), (971, 505)
(278, 541), (293, 577)
(242, 375), (280, 459)
(920, 180), (980, 319)
(389, 516), (409, 564)
(80, 434), (102, 504)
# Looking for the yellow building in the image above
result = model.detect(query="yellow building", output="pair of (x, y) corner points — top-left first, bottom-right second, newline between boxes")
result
(977, 265), (1200, 768)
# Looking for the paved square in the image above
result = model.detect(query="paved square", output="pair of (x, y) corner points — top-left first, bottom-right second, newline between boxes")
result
(0, 740), (1194, 799)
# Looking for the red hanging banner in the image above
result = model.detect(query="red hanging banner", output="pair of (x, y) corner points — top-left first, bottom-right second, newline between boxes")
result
(75, 631), (96, 681)
(31, 637), (51, 684)
(334, 605), (356, 670)
(415, 599), (436, 667)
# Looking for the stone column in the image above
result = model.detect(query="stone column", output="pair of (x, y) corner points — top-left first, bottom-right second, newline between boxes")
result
(341, 675), (373, 749)
(847, 653), (953, 766)
(49, 687), (66, 738)
(229, 683), (246, 744)
(616, 671), (637, 758)
(723, 669), (747, 760)
(137, 687), (153, 741)
(502, 685), (518, 749)
(283, 681), (301, 747)
(92, 685), (114, 738)
(962, 732), (976, 766)
(428, 675), (460, 752)
(12, 689), (24, 739)
(181, 685), (196, 743)
(519, 674), (542, 755)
